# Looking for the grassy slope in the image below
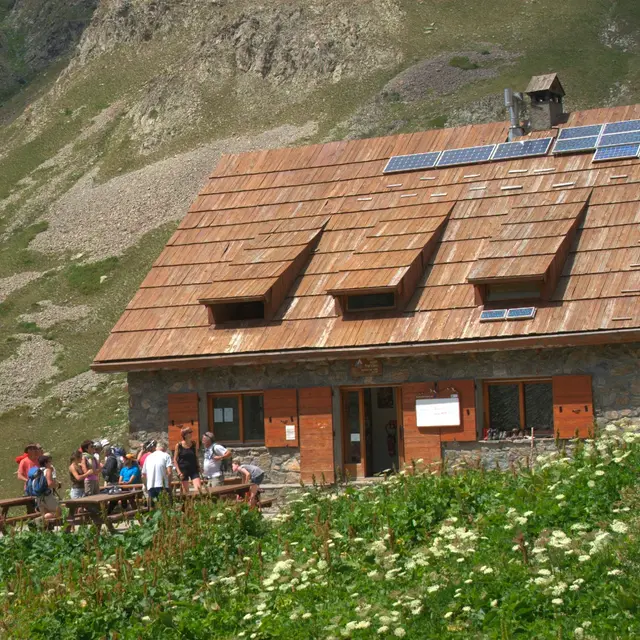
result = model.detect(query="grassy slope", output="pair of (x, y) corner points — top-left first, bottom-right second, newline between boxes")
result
(0, 0), (638, 495)
(0, 426), (639, 638)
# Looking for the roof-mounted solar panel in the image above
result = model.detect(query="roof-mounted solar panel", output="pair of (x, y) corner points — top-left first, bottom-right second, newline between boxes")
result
(506, 307), (537, 320)
(436, 144), (496, 168)
(593, 143), (640, 162)
(552, 136), (599, 154)
(480, 309), (507, 322)
(492, 137), (553, 161)
(597, 131), (640, 148)
(602, 119), (640, 135)
(557, 124), (603, 140)
(383, 152), (441, 174)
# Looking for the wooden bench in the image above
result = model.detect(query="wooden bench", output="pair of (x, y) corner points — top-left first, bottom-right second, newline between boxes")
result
(259, 498), (275, 508)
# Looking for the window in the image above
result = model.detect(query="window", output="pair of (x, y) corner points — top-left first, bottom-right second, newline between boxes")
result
(208, 393), (264, 443)
(484, 380), (553, 439)
(209, 300), (265, 323)
(346, 292), (395, 312)
(486, 281), (542, 302)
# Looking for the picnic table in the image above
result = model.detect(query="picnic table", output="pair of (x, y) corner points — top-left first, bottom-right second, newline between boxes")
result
(63, 489), (145, 534)
(180, 483), (251, 501)
(0, 495), (38, 532)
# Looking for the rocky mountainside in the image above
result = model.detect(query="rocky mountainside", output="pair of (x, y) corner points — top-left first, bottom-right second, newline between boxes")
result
(0, 0), (638, 494)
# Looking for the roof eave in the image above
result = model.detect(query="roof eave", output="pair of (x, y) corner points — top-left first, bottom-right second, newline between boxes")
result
(91, 328), (640, 373)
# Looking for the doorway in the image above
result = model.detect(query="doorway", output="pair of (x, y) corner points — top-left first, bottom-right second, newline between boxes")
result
(341, 387), (401, 478)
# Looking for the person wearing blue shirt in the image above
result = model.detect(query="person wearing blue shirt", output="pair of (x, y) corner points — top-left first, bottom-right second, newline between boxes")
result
(119, 454), (142, 485)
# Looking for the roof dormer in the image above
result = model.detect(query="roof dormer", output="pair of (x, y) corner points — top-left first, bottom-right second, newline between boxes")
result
(468, 192), (591, 305)
(199, 217), (328, 324)
(328, 203), (452, 314)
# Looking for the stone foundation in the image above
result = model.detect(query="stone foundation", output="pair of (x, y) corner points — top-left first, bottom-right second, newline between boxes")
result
(228, 446), (300, 484)
(443, 439), (570, 471)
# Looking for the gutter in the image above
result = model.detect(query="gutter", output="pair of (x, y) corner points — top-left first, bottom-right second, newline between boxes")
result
(91, 328), (640, 373)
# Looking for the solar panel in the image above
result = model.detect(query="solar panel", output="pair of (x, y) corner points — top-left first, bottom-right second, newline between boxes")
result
(593, 143), (640, 162)
(602, 119), (640, 135)
(506, 307), (537, 320)
(480, 309), (507, 322)
(383, 152), (441, 174)
(492, 137), (553, 161)
(557, 124), (603, 140)
(436, 145), (496, 167)
(552, 136), (599, 154)
(597, 131), (640, 148)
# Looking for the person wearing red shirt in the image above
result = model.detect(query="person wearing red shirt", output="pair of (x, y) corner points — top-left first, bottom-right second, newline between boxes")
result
(17, 444), (41, 490)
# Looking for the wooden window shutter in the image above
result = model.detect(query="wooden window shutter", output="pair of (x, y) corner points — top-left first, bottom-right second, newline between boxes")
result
(439, 379), (477, 442)
(552, 375), (594, 438)
(264, 389), (298, 447)
(298, 387), (334, 483)
(401, 382), (442, 466)
(167, 393), (200, 451)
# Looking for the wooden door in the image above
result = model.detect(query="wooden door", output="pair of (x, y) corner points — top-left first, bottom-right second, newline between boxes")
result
(299, 387), (334, 484)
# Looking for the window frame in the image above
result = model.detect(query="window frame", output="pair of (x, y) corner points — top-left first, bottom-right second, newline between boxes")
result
(207, 392), (265, 445)
(482, 378), (554, 439)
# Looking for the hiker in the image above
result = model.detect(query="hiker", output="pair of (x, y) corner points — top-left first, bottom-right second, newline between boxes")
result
(173, 427), (202, 494)
(102, 446), (121, 485)
(232, 460), (265, 508)
(68, 450), (90, 499)
(232, 460), (265, 486)
(27, 455), (61, 521)
(80, 440), (101, 496)
(142, 442), (174, 504)
(17, 444), (41, 491)
(119, 454), (142, 486)
(93, 439), (109, 465)
(201, 432), (231, 487)
(137, 439), (156, 468)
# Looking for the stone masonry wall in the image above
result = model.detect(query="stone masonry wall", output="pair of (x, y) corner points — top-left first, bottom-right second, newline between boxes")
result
(126, 342), (640, 480)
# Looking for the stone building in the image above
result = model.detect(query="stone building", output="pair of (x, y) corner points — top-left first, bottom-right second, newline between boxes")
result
(93, 76), (640, 483)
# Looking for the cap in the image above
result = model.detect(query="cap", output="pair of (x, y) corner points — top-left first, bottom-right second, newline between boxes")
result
(125, 453), (136, 460)
(203, 432), (214, 440)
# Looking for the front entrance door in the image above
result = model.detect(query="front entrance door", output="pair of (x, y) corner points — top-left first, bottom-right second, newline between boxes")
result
(341, 387), (401, 478)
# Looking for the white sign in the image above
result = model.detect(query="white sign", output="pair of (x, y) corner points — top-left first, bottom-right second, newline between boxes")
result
(213, 408), (224, 423)
(416, 396), (461, 428)
(285, 424), (296, 441)
(223, 407), (234, 423)
(350, 432), (361, 442)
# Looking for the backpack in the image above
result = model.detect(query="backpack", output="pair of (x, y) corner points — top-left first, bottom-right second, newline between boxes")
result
(26, 467), (50, 497)
(215, 444), (232, 474)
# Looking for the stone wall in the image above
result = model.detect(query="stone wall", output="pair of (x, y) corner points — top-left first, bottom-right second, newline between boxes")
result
(229, 446), (300, 484)
(442, 439), (571, 471)
(125, 342), (640, 481)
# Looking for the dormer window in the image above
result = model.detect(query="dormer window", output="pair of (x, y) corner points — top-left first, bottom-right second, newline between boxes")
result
(199, 218), (328, 325)
(208, 300), (265, 323)
(328, 202), (453, 315)
(485, 281), (542, 303)
(468, 195), (590, 305)
(346, 292), (396, 312)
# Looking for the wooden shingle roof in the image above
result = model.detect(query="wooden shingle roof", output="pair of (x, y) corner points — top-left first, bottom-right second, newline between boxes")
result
(93, 105), (640, 371)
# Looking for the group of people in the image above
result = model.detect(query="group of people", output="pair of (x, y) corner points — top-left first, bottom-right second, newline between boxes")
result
(14, 429), (266, 520)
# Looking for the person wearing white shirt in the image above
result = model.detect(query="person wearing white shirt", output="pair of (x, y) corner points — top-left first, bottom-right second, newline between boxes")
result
(142, 442), (174, 503)
(201, 432), (231, 487)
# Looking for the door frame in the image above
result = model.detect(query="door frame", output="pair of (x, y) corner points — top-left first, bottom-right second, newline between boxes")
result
(339, 384), (403, 478)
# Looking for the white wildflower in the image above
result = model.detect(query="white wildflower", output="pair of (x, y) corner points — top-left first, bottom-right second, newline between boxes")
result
(555, 494), (565, 501)
(302, 612), (312, 619)
(394, 629), (406, 638)
(491, 599), (498, 607)
(427, 585), (440, 593)
(587, 480), (596, 488)
(551, 598), (563, 605)
(141, 616), (151, 622)
(578, 555), (591, 562)
(595, 470), (605, 476)
(607, 569), (623, 576)
(551, 582), (567, 596)
(538, 569), (551, 576)
(462, 606), (472, 613)
(574, 628), (584, 640)
(610, 521), (628, 534)
(444, 611), (453, 619)
(515, 517), (528, 525)
(377, 626), (389, 634)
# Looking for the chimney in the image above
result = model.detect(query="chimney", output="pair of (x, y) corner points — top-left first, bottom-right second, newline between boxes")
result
(504, 88), (525, 141)
(525, 73), (565, 131)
